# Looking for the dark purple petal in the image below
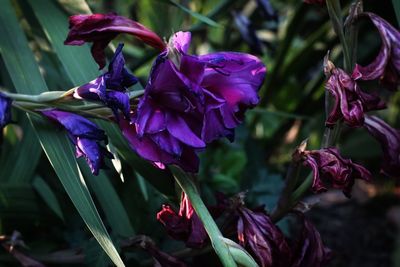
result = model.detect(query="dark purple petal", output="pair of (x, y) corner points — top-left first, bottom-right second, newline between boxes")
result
(302, 147), (372, 197)
(105, 43), (138, 90)
(352, 12), (400, 90)
(105, 90), (130, 120)
(119, 118), (199, 172)
(0, 92), (12, 132)
(237, 206), (291, 267)
(364, 115), (400, 177)
(64, 13), (165, 69)
(256, 0), (278, 21)
(325, 66), (385, 127)
(157, 193), (208, 248)
(41, 109), (111, 175)
(74, 76), (106, 101)
(291, 213), (331, 267)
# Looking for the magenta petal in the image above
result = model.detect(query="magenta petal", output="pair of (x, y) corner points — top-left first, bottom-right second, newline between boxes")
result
(171, 31), (191, 54)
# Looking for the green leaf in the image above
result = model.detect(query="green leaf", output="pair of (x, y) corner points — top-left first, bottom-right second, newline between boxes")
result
(0, 1), (124, 266)
(79, 162), (135, 238)
(393, 0), (400, 26)
(160, 0), (221, 28)
(0, 116), (41, 184)
(33, 176), (65, 221)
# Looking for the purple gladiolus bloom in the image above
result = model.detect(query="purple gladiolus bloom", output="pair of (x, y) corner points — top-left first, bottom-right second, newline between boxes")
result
(157, 193), (207, 248)
(128, 31), (265, 172)
(291, 213), (331, 267)
(74, 43), (138, 120)
(0, 92), (12, 135)
(42, 109), (112, 175)
(64, 13), (165, 69)
(298, 147), (372, 197)
(364, 115), (400, 178)
(352, 13), (400, 90)
(324, 60), (385, 127)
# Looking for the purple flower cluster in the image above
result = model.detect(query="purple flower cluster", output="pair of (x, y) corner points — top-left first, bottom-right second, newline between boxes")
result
(60, 13), (265, 174)
(120, 32), (265, 172)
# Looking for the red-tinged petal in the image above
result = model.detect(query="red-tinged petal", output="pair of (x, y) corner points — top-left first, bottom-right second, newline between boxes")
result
(65, 13), (165, 69)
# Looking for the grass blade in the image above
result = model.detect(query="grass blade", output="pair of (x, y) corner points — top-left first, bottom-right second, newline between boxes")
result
(33, 176), (65, 221)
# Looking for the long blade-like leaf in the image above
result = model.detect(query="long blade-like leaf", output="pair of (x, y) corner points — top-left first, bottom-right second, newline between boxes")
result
(0, 2), (124, 266)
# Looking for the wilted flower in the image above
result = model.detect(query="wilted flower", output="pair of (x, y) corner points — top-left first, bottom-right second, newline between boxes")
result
(74, 43), (138, 120)
(233, 194), (291, 267)
(297, 147), (372, 197)
(157, 193), (207, 248)
(364, 115), (400, 178)
(64, 13), (165, 69)
(352, 13), (400, 90)
(127, 31), (265, 172)
(42, 109), (112, 175)
(324, 59), (385, 127)
(0, 92), (12, 136)
(291, 213), (331, 267)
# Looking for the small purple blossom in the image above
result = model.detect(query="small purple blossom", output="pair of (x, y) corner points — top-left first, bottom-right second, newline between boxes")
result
(64, 13), (165, 69)
(156, 193), (207, 248)
(74, 43), (138, 120)
(0, 92), (12, 136)
(127, 31), (265, 172)
(291, 213), (332, 267)
(352, 13), (400, 90)
(364, 115), (400, 178)
(324, 60), (385, 127)
(42, 109), (112, 175)
(299, 147), (372, 197)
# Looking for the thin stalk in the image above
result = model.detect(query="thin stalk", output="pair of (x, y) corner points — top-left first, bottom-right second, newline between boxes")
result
(171, 166), (237, 267)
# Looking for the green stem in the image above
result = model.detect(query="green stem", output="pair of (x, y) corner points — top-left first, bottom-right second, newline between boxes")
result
(326, 0), (352, 71)
(171, 166), (237, 267)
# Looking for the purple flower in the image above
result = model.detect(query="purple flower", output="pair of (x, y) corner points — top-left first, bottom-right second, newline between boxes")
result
(352, 13), (400, 90)
(235, 198), (291, 267)
(157, 193), (207, 248)
(291, 213), (331, 267)
(42, 109), (112, 175)
(0, 92), (12, 135)
(64, 13), (166, 69)
(127, 31), (265, 172)
(324, 60), (385, 127)
(364, 115), (400, 178)
(74, 43), (138, 120)
(299, 147), (372, 197)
